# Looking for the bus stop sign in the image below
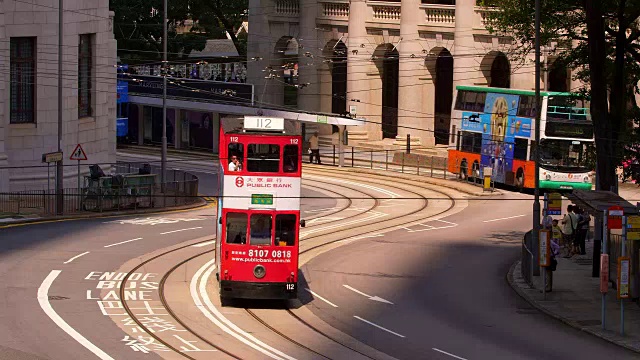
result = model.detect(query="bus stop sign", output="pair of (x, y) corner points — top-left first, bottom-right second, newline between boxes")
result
(608, 206), (624, 230)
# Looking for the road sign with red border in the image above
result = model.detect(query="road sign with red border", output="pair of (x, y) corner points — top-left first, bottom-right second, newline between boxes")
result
(70, 144), (88, 161)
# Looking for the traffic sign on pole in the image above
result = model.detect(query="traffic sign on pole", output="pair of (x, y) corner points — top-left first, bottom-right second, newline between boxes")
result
(547, 192), (562, 215)
(627, 215), (640, 240)
(618, 257), (630, 299)
(539, 230), (550, 267)
(70, 144), (88, 161)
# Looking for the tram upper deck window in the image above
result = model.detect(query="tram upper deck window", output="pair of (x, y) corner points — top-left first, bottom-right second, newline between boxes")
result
(283, 145), (298, 173)
(226, 212), (247, 244)
(228, 143), (244, 172)
(275, 214), (296, 246)
(247, 144), (280, 173)
(250, 214), (273, 245)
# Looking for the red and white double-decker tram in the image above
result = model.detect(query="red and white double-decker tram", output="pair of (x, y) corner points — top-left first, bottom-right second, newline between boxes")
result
(215, 116), (304, 301)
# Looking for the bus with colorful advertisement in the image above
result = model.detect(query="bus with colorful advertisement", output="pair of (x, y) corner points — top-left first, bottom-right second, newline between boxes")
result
(215, 116), (304, 302)
(447, 85), (594, 191)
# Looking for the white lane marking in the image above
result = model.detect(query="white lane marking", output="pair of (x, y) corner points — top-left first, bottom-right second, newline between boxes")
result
(482, 214), (526, 223)
(432, 348), (468, 360)
(304, 288), (338, 308)
(192, 240), (216, 247)
(190, 260), (295, 360)
(160, 227), (203, 235)
(63, 252), (90, 264)
(337, 233), (384, 244)
(299, 211), (387, 239)
(103, 238), (143, 248)
(200, 265), (296, 360)
(343, 284), (371, 298)
(38, 270), (115, 360)
(304, 207), (340, 213)
(305, 217), (344, 225)
(353, 316), (405, 338)
(305, 175), (400, 198)
(343, 285), (393, 304)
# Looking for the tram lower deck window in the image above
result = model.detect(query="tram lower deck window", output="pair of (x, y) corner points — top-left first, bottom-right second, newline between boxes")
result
(283, 145), (298, 173)
(226, 212), (247, 244)
(250, 214), (273, 245)
(247, 144), (280, 173)
(275, 214), (297, 246)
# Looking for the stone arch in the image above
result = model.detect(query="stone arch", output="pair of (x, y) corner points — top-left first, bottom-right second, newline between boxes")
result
(425, 47), (454, 145)
(480, 51), (511, 88)
(274, 36), (299, 107)
(323, 40), (348, 118)
(547, 58), (569, 92)
(373, 43), (399, 139)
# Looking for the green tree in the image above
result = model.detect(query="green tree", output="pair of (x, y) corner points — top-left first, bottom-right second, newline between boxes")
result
(485, 0), (640, 191)
(110, 0), (247, 64)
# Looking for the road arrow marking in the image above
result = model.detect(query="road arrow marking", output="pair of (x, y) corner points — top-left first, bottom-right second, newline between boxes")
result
(343, 284), (394, 304)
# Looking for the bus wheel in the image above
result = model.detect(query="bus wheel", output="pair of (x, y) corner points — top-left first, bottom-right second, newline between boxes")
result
(515, 168), (525, 191)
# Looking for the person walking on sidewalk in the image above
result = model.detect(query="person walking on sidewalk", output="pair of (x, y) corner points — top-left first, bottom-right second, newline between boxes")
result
(309, 131), (321, 164)
(561, 205), (578, 258)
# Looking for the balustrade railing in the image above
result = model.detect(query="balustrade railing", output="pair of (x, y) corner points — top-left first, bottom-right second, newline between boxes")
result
(423, 4), (455, 25)
(275, 0), (299, 16)
(371, 4), (401, 21)
(320, 1), (350, 19)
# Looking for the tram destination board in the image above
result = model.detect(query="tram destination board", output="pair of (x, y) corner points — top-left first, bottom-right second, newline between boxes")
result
(251, 194), (274, 205)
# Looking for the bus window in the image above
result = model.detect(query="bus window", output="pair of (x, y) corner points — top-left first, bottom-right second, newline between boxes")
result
(460, 131), (474, 152)
(275, 214), (297, 246)
(226, 212), (247, 244)
(455, 91), (486, 111)
(247, 144), (280, 173)
(472, 133), (483, 153)
(517, 96), (536, 118)
(514, 138), (528, 160)
(283, 145), (298, 173)
(250, 214), (273, 245)
(228, 143), (244, 171)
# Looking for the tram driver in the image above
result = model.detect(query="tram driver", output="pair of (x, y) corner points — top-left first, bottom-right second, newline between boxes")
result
(229, 155), (242, 171)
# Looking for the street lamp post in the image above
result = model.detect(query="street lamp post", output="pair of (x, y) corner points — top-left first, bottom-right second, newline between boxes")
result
(532, 0), (542, 259)
(161, 0), (168, 195)
(56, 0), (64, 215)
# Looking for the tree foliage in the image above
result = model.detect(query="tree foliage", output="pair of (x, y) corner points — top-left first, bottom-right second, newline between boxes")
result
(485, 0), (640, 191)
(110, 0), (247, 64)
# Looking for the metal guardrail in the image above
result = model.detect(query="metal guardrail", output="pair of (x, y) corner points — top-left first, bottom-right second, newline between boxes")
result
(317, 146), (493, 190)
(0, 162), (199, 216)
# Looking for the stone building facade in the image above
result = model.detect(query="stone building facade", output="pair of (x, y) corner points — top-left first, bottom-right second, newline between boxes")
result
(247, 0), (578, 147)
(0, 0), (117, 191)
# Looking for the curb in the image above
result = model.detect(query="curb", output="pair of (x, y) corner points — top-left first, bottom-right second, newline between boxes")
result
(0, 198), (210, 228)
(308, 164), (500, 197)
(506, 260), (640, 354)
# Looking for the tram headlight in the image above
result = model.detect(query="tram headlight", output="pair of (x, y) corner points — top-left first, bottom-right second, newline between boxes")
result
(253, 265), (266, 279)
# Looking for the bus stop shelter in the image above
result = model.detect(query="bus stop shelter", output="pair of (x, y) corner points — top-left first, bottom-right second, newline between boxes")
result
(567, 190), (640, 298)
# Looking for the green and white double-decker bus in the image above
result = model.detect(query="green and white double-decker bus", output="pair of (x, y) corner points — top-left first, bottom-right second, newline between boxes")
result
(447, 85), (594, 190)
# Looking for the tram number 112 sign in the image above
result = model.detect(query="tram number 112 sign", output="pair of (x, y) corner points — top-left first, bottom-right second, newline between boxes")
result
(244, 116), (284, 131)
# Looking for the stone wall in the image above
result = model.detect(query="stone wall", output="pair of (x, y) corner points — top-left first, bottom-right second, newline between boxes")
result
(0, 0), (116, 191)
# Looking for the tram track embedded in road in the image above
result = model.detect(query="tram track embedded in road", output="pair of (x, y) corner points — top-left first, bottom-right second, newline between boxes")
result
(119, 239), (242, 359)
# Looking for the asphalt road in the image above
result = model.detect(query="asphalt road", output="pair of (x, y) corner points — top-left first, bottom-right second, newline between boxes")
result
(1, 152), (637, 360)
(303, 191), (638, 360)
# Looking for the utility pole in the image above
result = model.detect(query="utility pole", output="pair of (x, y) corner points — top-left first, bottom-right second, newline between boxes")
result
(56, 0), (64, 215)
(161, 0), (168, 193)
(532, 0), (542, 254)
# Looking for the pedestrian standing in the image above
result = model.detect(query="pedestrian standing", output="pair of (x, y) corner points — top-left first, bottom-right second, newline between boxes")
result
(561, 205), (578, 257)
(576, 207), (590, 255)
(309, 131), (321, 164)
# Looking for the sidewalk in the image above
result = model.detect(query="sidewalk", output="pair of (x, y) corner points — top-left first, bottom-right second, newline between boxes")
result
(509, 235), (640, 353)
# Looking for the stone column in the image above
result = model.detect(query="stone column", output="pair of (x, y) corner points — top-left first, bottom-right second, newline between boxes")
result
(297, 0), (319, 112)
(247, 0), (271, 106)
(396, 0), (429, 147)
(452, 0), (477, 91)
(346, 0), (373, 141)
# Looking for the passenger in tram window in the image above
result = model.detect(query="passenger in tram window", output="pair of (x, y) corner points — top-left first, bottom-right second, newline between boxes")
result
(250, 215), (272, 245)
(233, 232), (245, 244)
(229, 155), (242, 171)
